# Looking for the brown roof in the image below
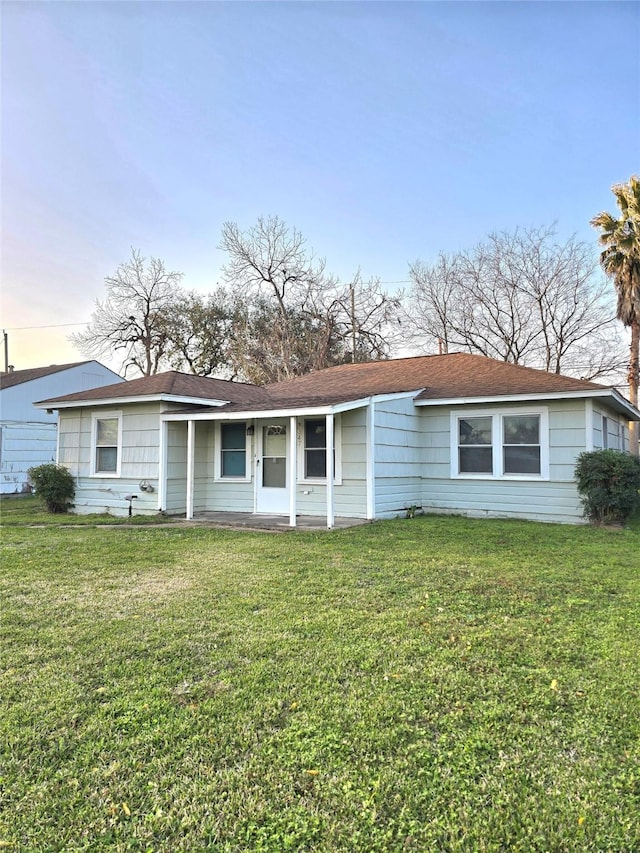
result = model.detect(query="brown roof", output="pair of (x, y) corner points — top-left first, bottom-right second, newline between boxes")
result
(39, 354), (620, 411)
(38, 370), (271, 406)
(266, 353), (607, 405)
(0, 362), (96, 390)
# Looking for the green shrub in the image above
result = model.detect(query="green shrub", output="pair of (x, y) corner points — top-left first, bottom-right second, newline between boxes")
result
(575, 449), (640, 525)
(27, 464), (75, 514)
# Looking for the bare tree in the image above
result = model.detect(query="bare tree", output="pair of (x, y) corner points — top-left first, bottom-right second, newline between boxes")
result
(407, 254), (460, 354)
(220, 216), (401, 380)
(408, 227), (627, 381)
(226, 295), (344, 384)
(70, 249), (183, 376)
(331, 272), (404, 363)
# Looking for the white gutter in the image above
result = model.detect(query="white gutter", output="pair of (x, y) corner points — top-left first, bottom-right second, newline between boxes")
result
(35, 394), (231, 410)
(159, 391), (421, 423)
(161, 400), (368, 423)
(415, 388), (640, 420)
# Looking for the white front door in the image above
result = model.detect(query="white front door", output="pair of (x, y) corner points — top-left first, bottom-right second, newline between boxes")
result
(256, 422), (289, 514)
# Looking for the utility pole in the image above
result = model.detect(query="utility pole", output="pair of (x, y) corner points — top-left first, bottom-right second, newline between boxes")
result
(350, 283), (357, 363)
(3, 330), (8, 373)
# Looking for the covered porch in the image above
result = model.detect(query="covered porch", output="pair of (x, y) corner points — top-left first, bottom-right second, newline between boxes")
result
(160, 399), (376, 529)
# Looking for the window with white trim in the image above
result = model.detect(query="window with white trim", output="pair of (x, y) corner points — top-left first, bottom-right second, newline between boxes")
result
(298, 417), (342, 483)
(305, 419), (328, 478)
(458, 416), (493, 474)
(502, 414), (541, 474)
(452, 409), (548, 479)
(92, 412), (122, 476)
(220, 422), (247, 477)
(215, 422), (251, 481)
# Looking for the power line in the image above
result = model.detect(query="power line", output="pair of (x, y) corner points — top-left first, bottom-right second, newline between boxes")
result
(2, 322), (88, 331)
(3, 279), (414, 334)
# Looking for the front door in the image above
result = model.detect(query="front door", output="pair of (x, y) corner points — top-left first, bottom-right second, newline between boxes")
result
(256, 423), (289, 513)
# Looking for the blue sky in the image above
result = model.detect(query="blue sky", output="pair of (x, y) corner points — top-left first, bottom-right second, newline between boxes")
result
(2, 0), (639, 372)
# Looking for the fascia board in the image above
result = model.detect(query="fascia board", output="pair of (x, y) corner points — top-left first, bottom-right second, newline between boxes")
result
(415, 389), (640, 420)
(371, 390), (423, 404)
(161, 405), (335, 422)
(161, 392), (425, 422)
(34, 394), (230, 410)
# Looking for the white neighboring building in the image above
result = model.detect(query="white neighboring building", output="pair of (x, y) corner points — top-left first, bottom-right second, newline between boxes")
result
(0, 361), (124, 494)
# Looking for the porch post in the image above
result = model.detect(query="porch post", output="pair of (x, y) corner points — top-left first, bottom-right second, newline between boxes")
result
(326, 412), (334, 529)
(186, 419), (195, 520)
(366, 399), (375, 519)
(289, 415), (297, 527)
(158, 419), (167, 512)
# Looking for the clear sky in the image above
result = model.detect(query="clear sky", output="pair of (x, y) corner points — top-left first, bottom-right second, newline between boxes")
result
(2, 0), (639, 374)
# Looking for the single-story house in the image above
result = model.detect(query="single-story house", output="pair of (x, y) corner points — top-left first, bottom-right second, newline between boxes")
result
(37, 353), (640, 525)
(1, 361), (123, 494)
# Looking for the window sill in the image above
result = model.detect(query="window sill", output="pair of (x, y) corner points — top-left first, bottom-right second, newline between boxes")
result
(453, 473), (548, 481)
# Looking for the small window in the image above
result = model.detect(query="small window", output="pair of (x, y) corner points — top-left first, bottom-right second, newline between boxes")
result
(93, 414), (121, 475)
(220, 422), (246, 477)
(458, 416), (493, 474)
(305, 419), (327, 478)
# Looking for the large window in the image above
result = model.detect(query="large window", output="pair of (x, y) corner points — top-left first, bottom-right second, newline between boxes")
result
(452, 409), (548, 479)
(92, 413), (122, 476)
(220, 422), (247, 478)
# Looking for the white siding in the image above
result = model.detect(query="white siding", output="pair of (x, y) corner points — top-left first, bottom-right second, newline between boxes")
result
(57, 402), (167, 516)
(592, 405), (629, 452)
(0, 422), (57, 493)
(419, 399), (591, 524)
(166, 422), (187, 515)
(0, 362), (123, 494)
(374, 397), (423, 517)
(51, 392), (628, 524)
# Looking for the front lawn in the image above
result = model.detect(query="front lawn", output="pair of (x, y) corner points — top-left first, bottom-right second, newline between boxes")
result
(1, 501), (638, 851)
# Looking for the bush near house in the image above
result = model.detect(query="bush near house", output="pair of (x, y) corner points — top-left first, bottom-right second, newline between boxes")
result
(575, 449), (640, 525)
(27, 463), (75, 513)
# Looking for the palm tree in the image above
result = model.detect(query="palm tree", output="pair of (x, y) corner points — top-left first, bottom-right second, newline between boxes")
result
(591, 176), (640, 455)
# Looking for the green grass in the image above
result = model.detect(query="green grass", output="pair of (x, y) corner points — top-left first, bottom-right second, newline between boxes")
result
(1, 498), (639, 851)
(0, 495), (175, 526)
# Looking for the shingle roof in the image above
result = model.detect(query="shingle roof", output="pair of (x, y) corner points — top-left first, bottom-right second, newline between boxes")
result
(266, 353), (607, 405)
(37, 354), (623, 412)
(0, 362), (94, 390)
(38, 370), (271, 406)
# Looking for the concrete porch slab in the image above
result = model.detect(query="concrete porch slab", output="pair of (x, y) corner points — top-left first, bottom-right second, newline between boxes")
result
(190, 511), (370, 531)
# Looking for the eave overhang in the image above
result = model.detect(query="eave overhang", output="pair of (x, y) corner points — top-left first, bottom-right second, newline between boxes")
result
(414, 388), (640, 420)
(35, 394), (231, 410)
